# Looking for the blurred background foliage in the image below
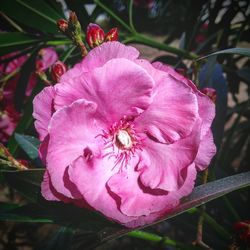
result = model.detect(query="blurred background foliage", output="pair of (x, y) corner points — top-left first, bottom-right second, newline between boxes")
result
(0, 0), (250, 249)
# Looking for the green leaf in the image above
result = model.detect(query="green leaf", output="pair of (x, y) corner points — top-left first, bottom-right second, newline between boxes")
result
(197, 48), (250, 60)
(1, 169), (43, 202)
(14, 133), (40, 160)
(41, 227), (75, 250)
(0, 32), (40, 56)
(1, 0), (63, 33)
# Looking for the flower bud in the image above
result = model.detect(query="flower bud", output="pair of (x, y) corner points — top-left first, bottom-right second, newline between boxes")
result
(105, 28), (119, 42)
(57, 19), (68, 33)
(86, 23), (105, 48)
(51, 61), (67, 82)
(201, 87), (217, 103)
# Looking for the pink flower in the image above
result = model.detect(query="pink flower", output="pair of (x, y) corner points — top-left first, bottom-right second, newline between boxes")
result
(0, 48), (58, 143)
(36, 47), (58, 72)
(33, 42), (216, 228)
(0, 105), (20, 143)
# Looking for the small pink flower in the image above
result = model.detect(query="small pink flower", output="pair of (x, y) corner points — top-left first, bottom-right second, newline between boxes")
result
(36, 47), (58, 72)
(33, 42), (216, 228)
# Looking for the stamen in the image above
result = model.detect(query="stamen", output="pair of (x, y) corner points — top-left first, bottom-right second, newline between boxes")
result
(99, 117), (141, 170)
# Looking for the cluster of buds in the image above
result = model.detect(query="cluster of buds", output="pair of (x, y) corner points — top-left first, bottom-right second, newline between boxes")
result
(57, 12), (87, 57)
(86, 23), (118, 49)
(201, 87), (217, 103)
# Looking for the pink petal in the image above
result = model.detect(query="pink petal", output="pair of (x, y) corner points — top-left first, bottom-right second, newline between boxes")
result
(41, 170), (82, 204)
(108, 165), (175, 217)
(46, 99), (103, 198)
(195, 129), (217, 171)
(81, 41), (139, 71)
(37, 47), (58, 71)
(41, 170), (62, 201)
(60, 42), (139, 82)
(134, 67), (198, 143)
(55, 58), (154, 123)
(138, 120), (201, 192)
(124, 163), (197, 228)
(68, 156), (136, 224)
(152, 62), (215, 137)
(33, 86), (55, 141)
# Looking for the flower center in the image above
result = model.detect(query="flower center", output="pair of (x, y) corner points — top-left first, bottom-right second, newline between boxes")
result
(115, 129), (133, 149)
(98, 116), (142, 169)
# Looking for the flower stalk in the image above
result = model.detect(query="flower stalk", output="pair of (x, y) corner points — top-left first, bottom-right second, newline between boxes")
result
(0, 143), (27, 170)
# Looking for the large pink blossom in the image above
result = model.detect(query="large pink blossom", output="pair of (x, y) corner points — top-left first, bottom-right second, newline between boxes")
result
(33, 42), (216, 228)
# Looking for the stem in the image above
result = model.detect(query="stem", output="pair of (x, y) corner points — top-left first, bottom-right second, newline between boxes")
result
(188, 208), (231, 240)
(195, 169), (211, 249)
(0, 68), (20, 83)
(61, 46), (76, 62)
(127, 230), (199, 250)
(128, 34), (198, 60)
(128, 0), (136, 34)
(95, 0), (199, 60)
(94, 0), (133, 33)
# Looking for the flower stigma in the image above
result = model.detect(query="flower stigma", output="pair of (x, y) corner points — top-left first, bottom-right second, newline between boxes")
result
(98, 116), (142, 170)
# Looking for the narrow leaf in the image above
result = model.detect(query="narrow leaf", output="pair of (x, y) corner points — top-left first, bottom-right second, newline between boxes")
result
(197, 48), (250, 60)
(14, 133), (40, 160)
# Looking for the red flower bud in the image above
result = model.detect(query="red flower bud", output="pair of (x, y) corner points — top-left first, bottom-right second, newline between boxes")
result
(201, 87), (217, 103)
(51, 61), (67, 82)
(57, 19), (68, 33)
(86, 23), (105, 48)
(105, 28), (119, 42)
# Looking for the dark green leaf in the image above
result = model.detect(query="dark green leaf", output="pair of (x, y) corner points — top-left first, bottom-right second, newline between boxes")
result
(14, 133), (40, 160)
(41, 227), (74, 250)
(0, 32), (40, 56)
(1, 169), (44, 202)
(198, 48), (250, 60)
(1, 0), (63, 33)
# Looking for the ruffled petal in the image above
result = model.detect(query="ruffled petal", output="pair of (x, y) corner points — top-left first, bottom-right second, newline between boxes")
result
(68, 155), (136, 224)
(152, 62), (215, 137)
(134, 67), (198, 143)
(60, 42), (139, 82)
(33, 86), (55, 141)
(108, 165), (173, 217)
(195, 129), (217, 171)
(46, 99), (103, 198)
(124, 163), (197, 228)
(55, 58), (154, 123)
(138, 120), (201, 192)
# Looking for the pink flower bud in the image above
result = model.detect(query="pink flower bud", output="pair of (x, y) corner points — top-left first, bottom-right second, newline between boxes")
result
(51, 61), (67, 82)
(105, 28), (119, 42)
(57, 19), (68, 33)
(201, 87), (217, 103)
(86, 23), (105, 48)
